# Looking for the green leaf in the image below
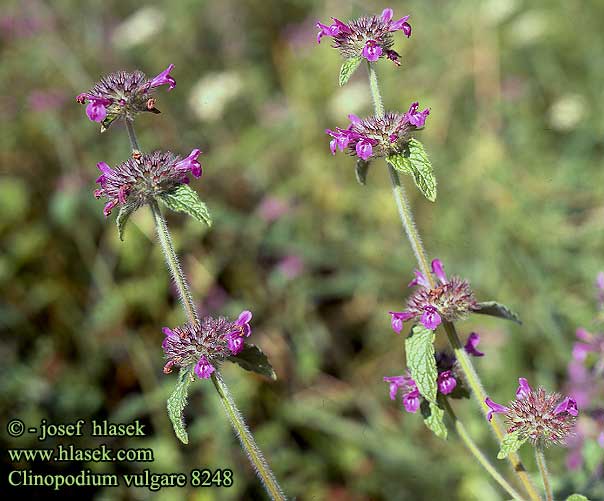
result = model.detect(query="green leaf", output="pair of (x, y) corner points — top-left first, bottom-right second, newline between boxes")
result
(355, 158), (370, 185)
(497, 430), (527, 459)
(116, 203), (137, 241)
(406, 139), (437, 202)
(167, 366), (194, 444)
(228, 344), (276, 380)
(386, 153), (413, 174)
(405, 325), (437, 403)
(339, 57), (362, 86)
(159, 184), (212, 227)
(421, 400), (448, 439)
(474, 301), (522, 324)
(566, 494), (590, 501)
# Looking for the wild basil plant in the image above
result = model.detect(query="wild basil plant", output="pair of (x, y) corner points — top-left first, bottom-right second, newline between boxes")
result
(316, 9), (587, 501)
(76, 66), (286, 500)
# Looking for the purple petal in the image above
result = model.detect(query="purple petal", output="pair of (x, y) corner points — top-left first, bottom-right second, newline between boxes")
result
(361, 40), (382, 62)
(381, 8), (393, 23)
(515, 378), (532, 400)
(237, 310), (252, 325)
(149, 64), (176, 90)
(86, 100), (108, 122)
(389, 311), (414, 334)
(421, 307), (441, 330)
(348, 114), (361, 124)
(175, 148), (202, 178)
(383, 375), (406, 400)
(575, 327), (593, 342)
(554, 397), (578, 417)
(431, 259), (447, 284)
(596, 271), (604, 292)
(464, 332), (485, 357)
(355, 139), (373, 161)
(390, 16), (411, 37)
(485, 397), (509, 421)
(194, 355), (215, 379)
(437, 371), (457, 395)
(227, 333), (245, 355)
(103, 199), (118, 217)
(572, 342), (592, 362)
(408, 270), (430, 288)
(402, 388), (420, 413)
(331, 18), (351, 34)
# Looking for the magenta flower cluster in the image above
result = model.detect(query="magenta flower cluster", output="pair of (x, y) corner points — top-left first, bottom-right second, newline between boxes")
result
(326, 103), (430, 161)
(485, 378), (578, 446)
(76, 65), (175, 124)
(384, 334), (484, 413)
(316, 8), (411, 65)
(94, 149), (202, 216)
(389, 259), (478, 333)
(162, 311), (253, 380)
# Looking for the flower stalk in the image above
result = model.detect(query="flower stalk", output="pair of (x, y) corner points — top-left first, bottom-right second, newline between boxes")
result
(367, 62), (540, 501)
(535, 445), (553, 501)
(123, 120), (285, 500)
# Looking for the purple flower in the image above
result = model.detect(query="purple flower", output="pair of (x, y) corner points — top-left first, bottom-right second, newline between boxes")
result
(194, 355), (215, 379)
(355, 138), (374, 160)
(162, 313), (254, 378)
(485, 397), (509, 421)
(93, 149), (203, 216)
(484, 378), (578, 446)
(175, 148), (203, 178)
(226, 310), (253, 355)
(389, 259), (478, 332)
(421, 306), (442, 330)
(383, 374), (420, 413)
(147, 64), (176, 91)
(315, 9), (411, 65)
(404, 102), (430, 128)
(326, 106), (429, 161)
(389, 311), (415, 333)
(361, 40), (382, 62)
(277, 255), (305, 279)
(257, 196), (290, 222)
(515, 377), (532, 400)
(76, 66), (174, 128)
(464, 332), (484, 357)
(437, 370), (457, 395)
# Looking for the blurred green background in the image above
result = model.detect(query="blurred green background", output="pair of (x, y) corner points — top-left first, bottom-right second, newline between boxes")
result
(2, 0), (604, 499)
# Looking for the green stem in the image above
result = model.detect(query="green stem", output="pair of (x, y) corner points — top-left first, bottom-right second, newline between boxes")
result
(124, 118), (141, 153)
(535, 445), (553, 501)
(441, 399), (525, 501)
(212, 373), (286, 501)
(366, 64), (540, 501)
(149, 200), (200, 326)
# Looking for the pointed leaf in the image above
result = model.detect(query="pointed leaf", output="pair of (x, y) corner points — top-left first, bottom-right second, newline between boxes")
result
(116, 203), (137, 241)
(566, 495), (589, 501)
(406, 139), (436, 202)
(339, 57), (362, 86)
(497, 430), (528, 459)
(159, 184), (212, 227)
(421, 400), (448, 439)
(386, 153), (413, 174)
(167, 366), (194, 444)
(405, 325), (437, 403)
(228, 344), (276, 380)
(475, 301), (522, 324)
(355, 158), (370, 185)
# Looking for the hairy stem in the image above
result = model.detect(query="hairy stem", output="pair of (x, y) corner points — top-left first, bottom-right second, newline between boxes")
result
(366, 63), (540, 501)
(212, 372), (286, 500)
(441, 399), (525, 501)
(149, 200), (200, 326)
(124, 118), (141, 153)
(125, 121), (286, 499)
(535, 446), (553, 501)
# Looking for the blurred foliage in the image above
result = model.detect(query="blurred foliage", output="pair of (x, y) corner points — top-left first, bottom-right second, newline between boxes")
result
(2, 0), (604, 499)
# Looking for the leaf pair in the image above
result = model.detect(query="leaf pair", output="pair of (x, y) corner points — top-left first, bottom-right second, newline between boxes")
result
(117, 184), (212, 241)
